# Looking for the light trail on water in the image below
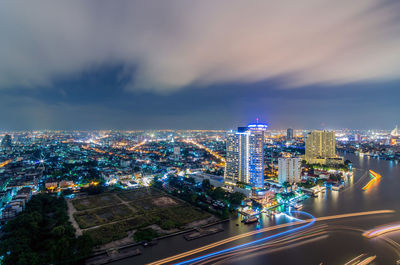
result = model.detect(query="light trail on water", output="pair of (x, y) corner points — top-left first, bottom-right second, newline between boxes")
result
(363, 223), (400, 238)
(174, 211), (316, 265)
(362, 170), (382, 191)
(148, 210), (394, 265)
(194, 225), (329, 265)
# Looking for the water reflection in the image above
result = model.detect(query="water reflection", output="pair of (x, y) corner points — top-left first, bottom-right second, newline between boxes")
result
(113, 153), (400, 265)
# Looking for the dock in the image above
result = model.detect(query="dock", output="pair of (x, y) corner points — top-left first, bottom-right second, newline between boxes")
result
(184, 226), (224, 241)
(86, 248), (141, 265)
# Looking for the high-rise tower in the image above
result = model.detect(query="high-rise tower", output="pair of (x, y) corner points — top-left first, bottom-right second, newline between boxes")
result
(247, 123), (268, 188)
(305, 130), (343, 165)
(278, 157), (301, 184)
(224, 122), (268, 188)
(0, 134), (12, 150)
(287, 128), (293, 141)
(225, 131), (240, 181)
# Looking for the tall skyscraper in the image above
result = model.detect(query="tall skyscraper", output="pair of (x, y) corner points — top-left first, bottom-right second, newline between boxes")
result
(224, 122), (268, 188)
(354, 133), (362, 142)
(287, 128), (293, 141)
(225, 131), (240, 181)
(278, 157), (301, 184)
(391, 125), (400, 146)
(305, 130), (343, 165)
(247, 123), (267, 187)
(391, 125), (399, 137)
(173, 146), (181, 156)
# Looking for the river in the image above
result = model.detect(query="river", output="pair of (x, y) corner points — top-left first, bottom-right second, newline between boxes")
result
(111, 153), (400, 265)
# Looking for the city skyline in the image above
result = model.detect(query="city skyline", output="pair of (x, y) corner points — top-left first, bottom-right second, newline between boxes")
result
(1, 1), (400, 130)
(2, 1), (400, 265)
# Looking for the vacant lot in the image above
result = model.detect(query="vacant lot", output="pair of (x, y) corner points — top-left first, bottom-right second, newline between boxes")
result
(116, 188), (162, 201)
(84, 216), (150, 245)
(131, 196), (178, 211)
(72, 193), (118, 211)
(70, 188), (211, 246)
(74, 204), (136, 229)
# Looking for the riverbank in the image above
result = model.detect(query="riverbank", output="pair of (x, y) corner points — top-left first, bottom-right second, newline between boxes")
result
(109, 153), (400, 265)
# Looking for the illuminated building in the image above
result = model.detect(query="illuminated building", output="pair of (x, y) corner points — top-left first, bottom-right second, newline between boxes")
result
(247, 123), (268, 187)
(391, 125), (399, 146)
(391, 125), (399, 137)
(287, 128), (293, 141)
(305, 130), (343, 165)
(173, 146), (181, 156)
(225, 122), (268, 188)
(224, 131), (240, 181)
(1, 134), (12, 150)
(278, 157), (301, 184)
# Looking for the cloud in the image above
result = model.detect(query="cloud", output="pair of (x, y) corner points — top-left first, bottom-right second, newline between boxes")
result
(1, 0), (400, 92)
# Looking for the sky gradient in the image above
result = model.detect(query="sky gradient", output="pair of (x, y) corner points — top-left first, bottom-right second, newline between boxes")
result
(1, 0), (399, 130)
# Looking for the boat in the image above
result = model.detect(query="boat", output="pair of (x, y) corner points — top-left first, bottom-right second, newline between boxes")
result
(331, 184), (343, 191)
(294, 203), (303, 210)
(244, 216), (259, 224)
(142, 240), (158, 247)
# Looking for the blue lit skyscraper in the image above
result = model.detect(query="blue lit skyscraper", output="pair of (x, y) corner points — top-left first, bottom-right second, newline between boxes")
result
(225, 122), (268, 188)
(247, 123), (268, 187)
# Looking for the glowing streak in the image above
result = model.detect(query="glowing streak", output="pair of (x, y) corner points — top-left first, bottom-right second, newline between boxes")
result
(195, 228), (327, 265)
(148, 210), (394, 265)
(362, 178), (377, 190)
(127, 140), (147, 151)
(0, 159), (11, 168)
(175, 211), (315, 265)
(362, 170), (382, 190)
(344, 254), (366, 265)
(363, 223), (400, 238)
(357, 255), (376, 265)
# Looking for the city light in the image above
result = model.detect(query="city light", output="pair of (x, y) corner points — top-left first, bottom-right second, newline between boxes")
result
(0, 159), (12, 168)
(182, 139), (226, 163)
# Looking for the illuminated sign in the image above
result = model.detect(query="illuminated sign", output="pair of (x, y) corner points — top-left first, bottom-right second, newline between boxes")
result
(247, 123), (269, 130)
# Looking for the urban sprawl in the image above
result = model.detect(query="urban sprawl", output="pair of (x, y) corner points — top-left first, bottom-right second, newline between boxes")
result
(0, 124), (399, 263)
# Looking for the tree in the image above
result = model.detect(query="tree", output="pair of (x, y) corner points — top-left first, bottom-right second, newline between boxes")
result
(190, 193), (199, 203)
(0, 194), (93, 265)
(186, 177), (196, 185)
(316, 179), (325, 186)
(202, 179), (212, 191)
(228, 192), (245, 206)
(221, 207), (230, 219)
(133, 228), (159, 242)
(151, 176), (163, 189)
(211, 187), (226, 200)
(83, 185), (105, 195)
(252, 200), (263, 210)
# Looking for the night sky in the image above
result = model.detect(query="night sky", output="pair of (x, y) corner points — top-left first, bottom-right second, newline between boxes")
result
(1, 1), (399, 130)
